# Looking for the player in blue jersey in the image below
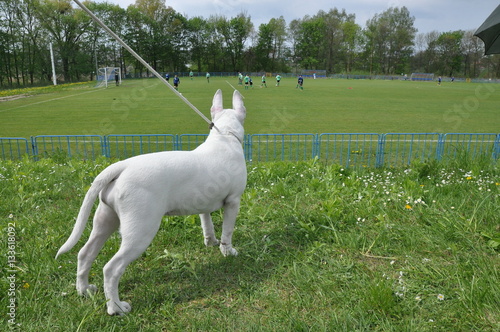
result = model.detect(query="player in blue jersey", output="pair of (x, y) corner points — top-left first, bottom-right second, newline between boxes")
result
(173, 75), (180, 90)
(297, 75), (304, 90)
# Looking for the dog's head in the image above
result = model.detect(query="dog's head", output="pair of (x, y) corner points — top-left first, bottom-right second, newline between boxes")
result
(210, 90), (246, 136)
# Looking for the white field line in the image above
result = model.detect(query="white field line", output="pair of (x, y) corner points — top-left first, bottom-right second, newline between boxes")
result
(0, 89), (101, 113)
(0, 81), (161, 113)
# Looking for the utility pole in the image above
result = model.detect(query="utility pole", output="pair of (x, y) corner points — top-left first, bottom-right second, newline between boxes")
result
(50, 43), (57, 86)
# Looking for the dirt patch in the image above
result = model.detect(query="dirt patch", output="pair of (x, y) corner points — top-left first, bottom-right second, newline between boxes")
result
(0, 94), (30, 102)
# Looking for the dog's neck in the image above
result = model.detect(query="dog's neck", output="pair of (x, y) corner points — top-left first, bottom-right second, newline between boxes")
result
(226, 131), (243, 144)
(210, 127), (243, 144)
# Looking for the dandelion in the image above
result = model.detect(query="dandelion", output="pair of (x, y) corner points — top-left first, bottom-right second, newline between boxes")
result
(23, 282), (30, 289)
(437, 294), (445, 301)
(405, 204), (412, 210)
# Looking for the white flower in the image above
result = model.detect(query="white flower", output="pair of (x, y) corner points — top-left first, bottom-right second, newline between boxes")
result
(8, 214), (13, 219)
(437, 294), (445, 301)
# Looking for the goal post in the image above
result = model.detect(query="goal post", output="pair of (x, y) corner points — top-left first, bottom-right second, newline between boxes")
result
(96, 67), (121, 87)
(410, 73), (434, 81)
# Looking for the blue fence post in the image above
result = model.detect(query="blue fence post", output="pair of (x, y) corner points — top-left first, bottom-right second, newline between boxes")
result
(494, 134), (500, 160)
(244, 134), (252, 161)
(436, 134), (444, 161)
(174, 135), (180, 151)
(376, 134), (385, 167)
(103, 136), (109, 158)
(313, 134), (319, 159)
(31, 136), (38, 160)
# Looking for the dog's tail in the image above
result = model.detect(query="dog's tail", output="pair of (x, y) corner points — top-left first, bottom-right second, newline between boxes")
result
(55, 162), (125, 259)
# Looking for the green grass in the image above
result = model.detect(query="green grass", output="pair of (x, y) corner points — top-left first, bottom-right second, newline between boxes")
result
(1, 157), (499, 330)
(1, 77), (499, 138)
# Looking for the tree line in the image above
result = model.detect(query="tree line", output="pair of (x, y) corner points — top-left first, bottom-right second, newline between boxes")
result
(1, 0), (499, 88)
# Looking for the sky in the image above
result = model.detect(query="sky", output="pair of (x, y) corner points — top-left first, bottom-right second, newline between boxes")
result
(98, 0), (498, 35)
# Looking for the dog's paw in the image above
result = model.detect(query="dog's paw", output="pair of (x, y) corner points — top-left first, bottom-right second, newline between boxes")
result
(107, 301), (132, 316)
(220, 243), (238, 257)
(77, 284), (98, 297)
(204, 237), (220, 247)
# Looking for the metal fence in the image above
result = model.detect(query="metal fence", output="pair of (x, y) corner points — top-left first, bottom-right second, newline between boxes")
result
(1, 133), (499, 167)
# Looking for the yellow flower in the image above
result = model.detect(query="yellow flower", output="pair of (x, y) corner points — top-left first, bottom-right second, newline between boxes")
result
(405, 204), (412, 210)
(466, 176), (473, 180)
(23, 282), (30, 289)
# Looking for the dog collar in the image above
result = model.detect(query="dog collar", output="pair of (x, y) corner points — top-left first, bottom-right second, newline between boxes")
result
(227, 131), (243, 145)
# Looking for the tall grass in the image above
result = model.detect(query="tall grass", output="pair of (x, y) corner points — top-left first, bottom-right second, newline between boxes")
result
(1, 156), (499, 331)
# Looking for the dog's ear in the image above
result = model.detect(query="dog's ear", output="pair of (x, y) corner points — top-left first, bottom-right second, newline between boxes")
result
(211, 89), (223, 116)
(232, 90), (246, 120)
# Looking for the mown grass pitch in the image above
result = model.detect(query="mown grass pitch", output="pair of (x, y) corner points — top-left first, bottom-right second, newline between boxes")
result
(1, 77), (499, 138)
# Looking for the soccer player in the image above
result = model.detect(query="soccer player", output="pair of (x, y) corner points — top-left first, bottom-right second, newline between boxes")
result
(276, 74), (281, 86)
(173, 75), (180, 90)
(189, 71), (193, 80)
(206, 72), (210, 83)
(261, 74), (267, 88)
(165, 73), (170, 82)
(244, 74), (249, 90)
(297, 75), (304, 90)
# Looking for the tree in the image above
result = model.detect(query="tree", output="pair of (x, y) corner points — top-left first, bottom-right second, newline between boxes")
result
(125, 0), (187, 74)
(254, 16), (287, 72)
(364, 7), (417, 75)
(33, 0), (94, 82)
(215, 13), (253, 71)
(294, 15), (325, 70)
(428, 30), (464, 76)
(186, 16), (209, 71)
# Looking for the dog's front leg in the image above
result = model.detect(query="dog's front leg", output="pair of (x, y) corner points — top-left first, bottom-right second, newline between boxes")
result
(200, 213), (219, 247)
(219, 198), (240, 257)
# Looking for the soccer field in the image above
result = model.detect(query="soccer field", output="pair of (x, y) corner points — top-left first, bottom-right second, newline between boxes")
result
(0, 77), (499, 139)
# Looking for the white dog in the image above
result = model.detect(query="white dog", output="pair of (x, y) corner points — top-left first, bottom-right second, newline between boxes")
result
(56, 89), (247, 315)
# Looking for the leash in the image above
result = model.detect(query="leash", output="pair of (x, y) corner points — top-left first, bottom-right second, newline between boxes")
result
(72, 0), (218, 132)
(225, 81), (245, 99)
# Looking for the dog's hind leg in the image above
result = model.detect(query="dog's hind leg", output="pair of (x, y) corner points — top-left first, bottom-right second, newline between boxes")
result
(102, 215), (162, 315)
(219, 197), (241, 257)
(76, 202), (119, 296)
(200, 213), (219, 247)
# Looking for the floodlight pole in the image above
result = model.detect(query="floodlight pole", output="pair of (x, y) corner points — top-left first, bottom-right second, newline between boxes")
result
(72, 0), (216, 130)
(50, 43), (57, 86)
